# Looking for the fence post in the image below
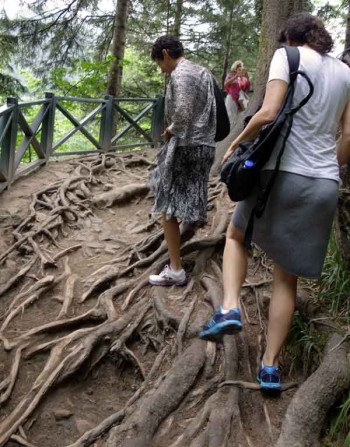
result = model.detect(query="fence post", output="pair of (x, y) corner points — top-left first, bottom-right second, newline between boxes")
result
(99, 95), (114, 152)
(41, 92), (56, 158)
(0, 97), (18, 185)
(151, 94), (165, 148)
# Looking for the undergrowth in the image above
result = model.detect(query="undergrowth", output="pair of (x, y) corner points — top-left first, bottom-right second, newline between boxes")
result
(318, 230), (350, 318)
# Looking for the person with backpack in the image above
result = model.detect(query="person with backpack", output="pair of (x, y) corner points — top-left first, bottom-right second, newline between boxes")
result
(199, 13), (350, 390)
(148, 36), (217, 286)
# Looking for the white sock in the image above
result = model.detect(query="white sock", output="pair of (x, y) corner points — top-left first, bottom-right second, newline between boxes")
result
(170, 266), (183, 275)
(220, 308), (230, 314)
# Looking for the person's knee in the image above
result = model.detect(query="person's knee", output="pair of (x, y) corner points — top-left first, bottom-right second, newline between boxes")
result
(274, 264), (297, 287)
(226, 223), (245, 244)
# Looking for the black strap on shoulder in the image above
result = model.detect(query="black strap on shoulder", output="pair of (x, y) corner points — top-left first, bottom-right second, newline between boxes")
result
(285, 46), (300, 84)
(243, 46), (313, 249)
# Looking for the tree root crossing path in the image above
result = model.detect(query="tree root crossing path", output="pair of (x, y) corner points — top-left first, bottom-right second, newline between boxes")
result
(0, 151), (348, 447)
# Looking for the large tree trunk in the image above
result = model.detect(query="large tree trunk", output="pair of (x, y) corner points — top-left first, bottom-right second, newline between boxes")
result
(336, 3), (350, 267)
(173, 0), (183, 37)
(107, 0), (130, 98)
(346, 0), (350, 51)
(221, 5), (234, 88)
(213, 0), (305, 172)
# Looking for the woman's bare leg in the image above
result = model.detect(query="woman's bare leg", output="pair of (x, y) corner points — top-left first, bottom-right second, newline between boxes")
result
(222, 223), (248, 310)
(162, 214), (182, 271)
(263, 265), (297, 366)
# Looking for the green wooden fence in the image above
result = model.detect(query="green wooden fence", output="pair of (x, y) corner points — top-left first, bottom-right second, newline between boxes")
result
(0, 93), (165, 192)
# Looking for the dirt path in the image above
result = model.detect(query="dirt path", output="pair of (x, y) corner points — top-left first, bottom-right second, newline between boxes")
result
(0, 151), (347, 447)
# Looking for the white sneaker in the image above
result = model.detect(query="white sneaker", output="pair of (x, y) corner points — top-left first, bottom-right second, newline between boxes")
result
(149, 265), (187, 286)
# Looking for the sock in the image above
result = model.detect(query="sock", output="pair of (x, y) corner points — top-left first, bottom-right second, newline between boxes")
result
(219, 306), (240, 314)
(170, 266), (184, 276)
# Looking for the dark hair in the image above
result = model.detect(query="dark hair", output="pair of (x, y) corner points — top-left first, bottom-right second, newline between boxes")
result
(151, 36), (184, 60)
(278, 13), (333, 54)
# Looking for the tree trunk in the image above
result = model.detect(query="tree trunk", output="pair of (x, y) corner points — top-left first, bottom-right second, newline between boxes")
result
(107, 0), (130, 98)
(173, 0), (183, 37)
(213, 0), (305, 172)
(346, 0), (350, 51)
(221, 5), (234, 88)
(336, 4), (350, 267)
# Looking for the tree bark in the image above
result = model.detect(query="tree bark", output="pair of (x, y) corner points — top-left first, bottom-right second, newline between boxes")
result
(275, 334), (350, 447)
(173, 0), (183, 37)
(221, 5), (234, 88)
(213, 0), (305, 172)
(107, 0), (130, 98)
(336, 3), (350, 267)
(345, 0), (350, 51)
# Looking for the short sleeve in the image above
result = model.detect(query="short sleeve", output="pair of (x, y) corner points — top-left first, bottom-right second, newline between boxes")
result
(268, 48), (290, 84)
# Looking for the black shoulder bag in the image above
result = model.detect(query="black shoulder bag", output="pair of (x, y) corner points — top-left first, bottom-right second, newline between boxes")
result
(211, 75), (230, 142)
(220, 46), (314, 247)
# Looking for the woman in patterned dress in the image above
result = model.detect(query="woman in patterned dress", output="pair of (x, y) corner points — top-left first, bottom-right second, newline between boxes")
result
(148, 36), (217, 286)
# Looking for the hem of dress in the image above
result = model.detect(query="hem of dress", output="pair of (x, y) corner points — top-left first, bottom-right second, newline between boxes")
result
(151, 209), (206, 225)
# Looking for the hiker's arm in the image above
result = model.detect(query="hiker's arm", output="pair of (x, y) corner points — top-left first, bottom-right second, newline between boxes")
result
(337, 101), (350, 167)
(222, 80), (288, 163)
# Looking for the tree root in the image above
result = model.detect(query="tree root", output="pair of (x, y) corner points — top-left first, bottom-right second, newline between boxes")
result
(0, 256), (38, 298)
(275, 334), (350, 447)
(219, 380), (298, 391)
(106, 339), (206, 447)
(92, 184), (149, 208)
(0, 299), (150, 446)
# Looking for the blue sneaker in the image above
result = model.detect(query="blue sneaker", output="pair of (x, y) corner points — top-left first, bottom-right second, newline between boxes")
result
(257, 362), (281, 390)
(199, 307), (242, 342)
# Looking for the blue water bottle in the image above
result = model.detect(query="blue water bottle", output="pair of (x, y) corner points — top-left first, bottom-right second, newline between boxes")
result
(243, 159), (255, 169)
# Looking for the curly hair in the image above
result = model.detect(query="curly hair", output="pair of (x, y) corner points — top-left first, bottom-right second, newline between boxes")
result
(278, 13), (333, 54)
(231, 60), (244, 72)
(151, 36), (184, 60)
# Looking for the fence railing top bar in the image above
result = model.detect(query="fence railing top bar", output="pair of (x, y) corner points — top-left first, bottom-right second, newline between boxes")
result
(0, 104), (15, 116)
(56, 96), (106, 104)
(113, 98), (158, 102)
(18, 99), (51, 107)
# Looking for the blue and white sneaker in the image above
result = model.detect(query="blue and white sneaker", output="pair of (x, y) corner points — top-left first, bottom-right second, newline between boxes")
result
(199, 307), (242, 342)
(257, 361), (281, 390)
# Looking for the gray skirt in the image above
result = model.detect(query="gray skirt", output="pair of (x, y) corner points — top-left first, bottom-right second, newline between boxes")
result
(232, 171), (338, 279)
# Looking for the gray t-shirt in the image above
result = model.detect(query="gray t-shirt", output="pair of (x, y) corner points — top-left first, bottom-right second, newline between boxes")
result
(264, 46), (350, 181)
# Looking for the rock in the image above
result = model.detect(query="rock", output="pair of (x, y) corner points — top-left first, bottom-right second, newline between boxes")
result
(75, 417), (95, 434)
(53, 409), (73, 420)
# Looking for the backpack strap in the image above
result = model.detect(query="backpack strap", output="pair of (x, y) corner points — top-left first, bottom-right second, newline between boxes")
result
(285, 46), (300, 84)
(243, 47), (313, 248)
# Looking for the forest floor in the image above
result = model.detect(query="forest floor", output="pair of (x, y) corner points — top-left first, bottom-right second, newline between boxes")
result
(0, 150), (347, 447)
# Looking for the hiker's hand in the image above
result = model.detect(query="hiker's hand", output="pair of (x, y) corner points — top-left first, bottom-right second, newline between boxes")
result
(163, 129), (172, 142)
(222, 145), (236, 165)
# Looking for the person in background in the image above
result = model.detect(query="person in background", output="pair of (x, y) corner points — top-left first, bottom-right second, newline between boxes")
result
(148, 35), (216, 287)
(224, 60), (251, 128)
(200, 13), (350, 391)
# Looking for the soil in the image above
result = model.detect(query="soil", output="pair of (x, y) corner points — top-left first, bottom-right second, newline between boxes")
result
(0, 151), (332, 447)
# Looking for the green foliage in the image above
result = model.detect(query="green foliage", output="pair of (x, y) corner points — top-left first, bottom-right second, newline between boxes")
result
(286, 311), (326, 376)
(0, 26), (26, 100)
(318, 231), (350, 318)
(49, 56), (114, 98)
(322, 394), (350, 447)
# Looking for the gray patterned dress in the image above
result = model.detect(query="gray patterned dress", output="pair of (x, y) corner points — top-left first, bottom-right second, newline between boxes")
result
(150, 59), (216, 224)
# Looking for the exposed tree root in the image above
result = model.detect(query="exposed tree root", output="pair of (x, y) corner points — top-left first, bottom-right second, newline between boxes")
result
(92, 184), (149, 207)
(0, 152), (346, 447)
(275, 334), (350, 447)
(0, 256), (38, 298)
(106, 339), (206, 447)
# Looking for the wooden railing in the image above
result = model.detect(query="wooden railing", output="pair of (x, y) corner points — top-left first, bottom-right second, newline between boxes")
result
(0, 93), (165, 192)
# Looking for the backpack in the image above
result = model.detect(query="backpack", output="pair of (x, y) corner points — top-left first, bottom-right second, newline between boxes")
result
(212, 75), (230, 142)
(220, 46), (314, 246)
